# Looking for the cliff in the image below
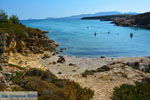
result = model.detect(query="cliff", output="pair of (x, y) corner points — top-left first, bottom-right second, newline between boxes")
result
(81, 12), (150, 29)
(0, 21), (58, 55)
(112, 12), (150, 29)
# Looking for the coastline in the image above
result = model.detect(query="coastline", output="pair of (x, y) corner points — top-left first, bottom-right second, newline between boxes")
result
(8, 52), (150, 75)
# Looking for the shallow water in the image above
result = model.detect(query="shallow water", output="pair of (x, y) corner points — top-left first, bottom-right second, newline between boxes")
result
(22, 19), (150, 57)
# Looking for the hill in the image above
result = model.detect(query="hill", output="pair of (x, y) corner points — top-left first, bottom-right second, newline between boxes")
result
(46, 11), (138, 19)
(81, 12), (150, 29)
(0, 10), (59, 55)
(112, 12), (150, 29)
(81, 14), (132, 20)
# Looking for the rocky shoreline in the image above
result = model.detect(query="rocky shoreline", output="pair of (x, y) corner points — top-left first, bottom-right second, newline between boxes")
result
(112, 12), (150, 29)
(81, 12), (150, 29)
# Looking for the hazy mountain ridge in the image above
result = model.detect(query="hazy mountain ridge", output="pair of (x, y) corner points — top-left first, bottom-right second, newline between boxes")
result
(46, 11), (138, 19)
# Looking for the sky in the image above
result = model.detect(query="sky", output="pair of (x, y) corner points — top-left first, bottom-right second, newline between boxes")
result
(0, 0), (150, 19)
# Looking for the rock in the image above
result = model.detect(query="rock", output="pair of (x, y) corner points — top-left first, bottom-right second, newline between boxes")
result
(59, 48), (67, 52)
(52, 50), (60, 55)
(140, 59), (144, 63)
(42, 54), (51, 60)
(57, 56), (65, 63)
(69, 63), (76, 66)
(55, 50), (60, 54)
(134, 62), (140, 67)
(139, 64), (150, 73)
(52, 62), (56, 65)
(147, 56), (150, 59)
(58, 72), (62, 74)
(52, 52), (56, 56)
(101, 56), (106, 58)
(126, 62), (140, 69)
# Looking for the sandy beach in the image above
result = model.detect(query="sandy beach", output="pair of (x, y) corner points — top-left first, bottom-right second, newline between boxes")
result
(8, 52), (150, 100)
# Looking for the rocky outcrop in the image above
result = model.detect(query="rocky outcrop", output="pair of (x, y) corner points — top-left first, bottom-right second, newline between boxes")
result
(112, 12), (150, 29)
(0, 27), (59, 55)
(82, 12), (150, 29)
(57, 56), (65, 63)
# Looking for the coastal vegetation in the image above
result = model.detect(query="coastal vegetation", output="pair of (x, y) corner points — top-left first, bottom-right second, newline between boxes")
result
(82, 65), (111, 77)
(11, 68), (94, 100)
(112, 78), (150, 100)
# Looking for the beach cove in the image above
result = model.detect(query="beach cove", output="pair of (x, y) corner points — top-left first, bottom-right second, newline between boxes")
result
(22, 19), (150, 57)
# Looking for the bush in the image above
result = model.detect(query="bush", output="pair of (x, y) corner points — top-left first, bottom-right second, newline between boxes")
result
(82, 65), (111, 77)
(11, 68), (94, 100)
(9, 15), (20, 24)
(0, 10), (8, 22)
(0, 83), (7, 91)
(8, 63), (26, 70)
(0, 66), (3, 71)
(112, 78), (150, 100)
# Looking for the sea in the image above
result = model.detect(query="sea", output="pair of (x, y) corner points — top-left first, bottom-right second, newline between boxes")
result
(22, 19), (150, 58)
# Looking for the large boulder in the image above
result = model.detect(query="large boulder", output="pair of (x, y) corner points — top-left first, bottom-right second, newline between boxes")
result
(57, 56), (65, 63)
(125, 62), (140, 69)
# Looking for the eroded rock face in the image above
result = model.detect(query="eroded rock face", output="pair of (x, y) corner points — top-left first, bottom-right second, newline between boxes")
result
(0, 29), (58, 55)
(113, 18), (135, 27)
(112, 12), (150, 29)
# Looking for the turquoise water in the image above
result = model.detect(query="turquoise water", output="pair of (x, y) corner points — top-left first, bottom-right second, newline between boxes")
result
(22, 19), (150, 57)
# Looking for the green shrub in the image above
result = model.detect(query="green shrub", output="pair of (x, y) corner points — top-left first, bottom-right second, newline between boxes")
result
(9, 15), (20, 24)
(0, 66), (3, 71)
(82, 65), (111, 77)
(112, 78), (150, 100)
(0, 10), (8, 22)
(11, 68), (94, 100)
(0, 83), (7, 91)
(8, 63), (26, 70)
(11, 71), (24, 84)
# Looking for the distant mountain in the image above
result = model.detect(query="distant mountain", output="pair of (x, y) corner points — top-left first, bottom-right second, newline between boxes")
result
(46, 11), (138, 19)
